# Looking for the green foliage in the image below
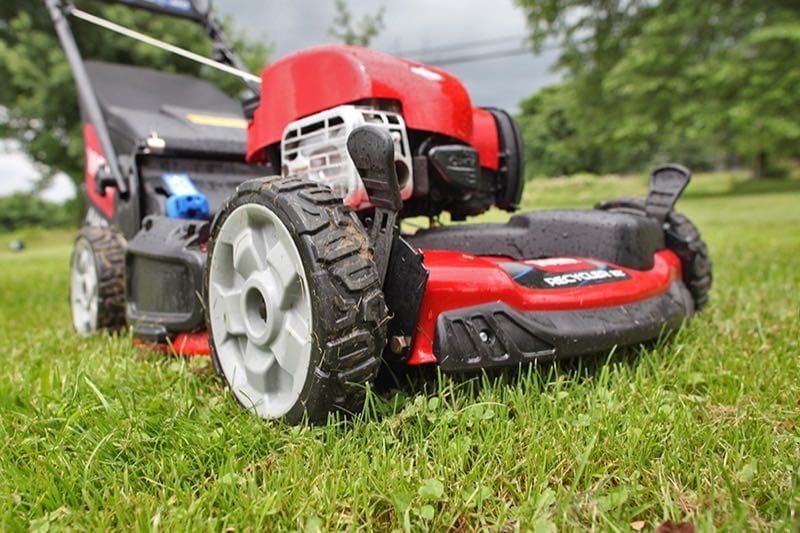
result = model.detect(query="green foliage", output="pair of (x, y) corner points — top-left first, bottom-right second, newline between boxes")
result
(328, 0), (385, 47)
(515, 0), (800, 178)
(517, 84), (602, 177)
(0, 193), (78, 231)
(0, 1), (270, 188)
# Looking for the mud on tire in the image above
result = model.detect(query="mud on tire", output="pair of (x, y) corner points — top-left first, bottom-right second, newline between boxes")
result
(69, 225), (127, 335)
(206, 176), (389, 424)
(596, 197), (712, 312)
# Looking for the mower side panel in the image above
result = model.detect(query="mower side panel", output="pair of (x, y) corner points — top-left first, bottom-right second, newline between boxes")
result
(408, 249), (684, 365)
(125, 216), (208, 342)
(434, 281), (692, 372)
(82, 123), (116, 220)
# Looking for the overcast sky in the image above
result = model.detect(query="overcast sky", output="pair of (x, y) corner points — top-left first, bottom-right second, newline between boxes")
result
(0, 0), (558, 202)
(0, 141), (76, 202)
(215, 0), (558, 110)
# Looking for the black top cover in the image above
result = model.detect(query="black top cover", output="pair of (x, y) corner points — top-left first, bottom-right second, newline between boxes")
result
(84, 60), (248, 155)
(406, 209), (665, 271)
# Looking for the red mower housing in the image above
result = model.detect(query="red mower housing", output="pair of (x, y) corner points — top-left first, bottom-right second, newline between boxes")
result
(247, 45), (500, 171)
(51, 0), (712, 424)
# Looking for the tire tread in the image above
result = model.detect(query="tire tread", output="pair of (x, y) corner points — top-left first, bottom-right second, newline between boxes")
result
(596, 198), (713, 312)
(72, 226), (127, 332)
(207, 177), (388, 424)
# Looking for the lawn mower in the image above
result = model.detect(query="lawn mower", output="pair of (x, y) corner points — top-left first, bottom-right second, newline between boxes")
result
(50, 0), (712, 424)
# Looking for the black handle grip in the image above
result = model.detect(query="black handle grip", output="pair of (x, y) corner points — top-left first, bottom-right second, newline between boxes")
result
(645, 164), (691, 222)
(347, 125), (403, 212)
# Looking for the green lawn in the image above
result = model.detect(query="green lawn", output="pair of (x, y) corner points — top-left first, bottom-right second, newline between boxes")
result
(1, 173), (798, 531)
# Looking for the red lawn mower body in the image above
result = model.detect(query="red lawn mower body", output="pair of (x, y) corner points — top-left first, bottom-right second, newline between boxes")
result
(53, 0), (711, 423)
(119, 44), (700, 371)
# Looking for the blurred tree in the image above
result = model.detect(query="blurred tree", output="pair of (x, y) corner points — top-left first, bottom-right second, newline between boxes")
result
(515, 0), (800, 178)
(0, 193), (77, 231)
(517, 84), (602, 176)
(328, 0), (384, 46)
(0, 1), (270, 193)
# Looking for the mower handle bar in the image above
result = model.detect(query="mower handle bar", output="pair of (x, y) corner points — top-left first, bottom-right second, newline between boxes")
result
(45, 0), (263, 200)
(103, 0), (261, 93)
(112, 0), (210, 23)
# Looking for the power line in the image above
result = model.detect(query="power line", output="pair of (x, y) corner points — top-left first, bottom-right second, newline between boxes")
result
(425, 47), (530, 66)
(393, 34), (529, 58)
(420, 43), (559, 67)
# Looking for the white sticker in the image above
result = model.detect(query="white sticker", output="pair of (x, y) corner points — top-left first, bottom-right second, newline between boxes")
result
(162, 173), (199, 197)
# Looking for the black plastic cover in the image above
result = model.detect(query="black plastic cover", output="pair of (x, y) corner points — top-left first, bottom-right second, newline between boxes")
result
(645, 164), (691, 223)
(428, 145), (486, 191)
(347, 125), (403, 282)
(484, 107), (524, 211)
(382, 238), (429, 359)
(125, 215), (208, 341)
(434, 281), (693, 372)
(406, 209), (665, 271)
(347, 125), (403, 212)
(85, 60), (248, 155)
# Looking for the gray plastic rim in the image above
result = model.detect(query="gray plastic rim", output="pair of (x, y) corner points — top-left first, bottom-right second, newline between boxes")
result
(207, 202), (313, 420)
(70, 237), (99, 336)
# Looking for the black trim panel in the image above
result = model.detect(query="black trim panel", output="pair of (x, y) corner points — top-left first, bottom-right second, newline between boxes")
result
(434, 282), (693, 372)
(407, 209), (665, 271)
(125, 215), (209, 341)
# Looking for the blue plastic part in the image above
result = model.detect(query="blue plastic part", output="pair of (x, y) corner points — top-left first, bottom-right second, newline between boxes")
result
(161, 173), (209, 220)
(120, 0), (195, 15)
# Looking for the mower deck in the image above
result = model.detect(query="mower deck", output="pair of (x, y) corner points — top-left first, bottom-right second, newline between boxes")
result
(140, 246), (692, 370)
(407, 248), (689, 367)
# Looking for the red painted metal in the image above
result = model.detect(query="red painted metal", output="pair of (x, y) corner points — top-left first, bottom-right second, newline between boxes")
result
(470, 108), (500, 171)
(134, 331), (210, 357)
(247, 45), (500, 170)
(171, 331), (210, 356)
(406, 249), (683, 365)
(138, 250), (681, 365)
(83, 123), (115, 218)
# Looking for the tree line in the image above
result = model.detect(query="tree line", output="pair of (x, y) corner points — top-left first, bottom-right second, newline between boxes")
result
(514, 0), (800, 178)
(0, 1), (797, 230)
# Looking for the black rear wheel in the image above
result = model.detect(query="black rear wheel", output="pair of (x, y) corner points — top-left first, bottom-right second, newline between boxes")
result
(596, 197), (712, 312)
(205, 176), (388, 424)
(69, 226), (126, 335)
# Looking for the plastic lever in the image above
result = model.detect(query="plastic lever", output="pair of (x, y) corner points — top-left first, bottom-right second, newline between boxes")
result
(347, 125), (403, 212)
(645, 164), (691, 223)
(347, 126), (403, 284)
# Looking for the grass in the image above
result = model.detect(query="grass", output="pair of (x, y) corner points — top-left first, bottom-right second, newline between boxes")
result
(1, 172), (799, 531)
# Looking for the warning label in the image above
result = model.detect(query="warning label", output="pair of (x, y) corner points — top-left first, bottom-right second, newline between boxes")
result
(499, 260), (631, 289)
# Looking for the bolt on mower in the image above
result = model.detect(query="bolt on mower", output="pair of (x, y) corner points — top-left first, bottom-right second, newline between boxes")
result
(50, 0), (712, 424)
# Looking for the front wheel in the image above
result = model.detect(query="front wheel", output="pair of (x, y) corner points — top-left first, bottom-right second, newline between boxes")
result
(205, 176), (388, 424)
(596, 197), (713, 312)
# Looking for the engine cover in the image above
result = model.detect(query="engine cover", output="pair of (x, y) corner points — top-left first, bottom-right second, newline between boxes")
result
(248, 45), (473, 160)
(280, 105), (413, 209)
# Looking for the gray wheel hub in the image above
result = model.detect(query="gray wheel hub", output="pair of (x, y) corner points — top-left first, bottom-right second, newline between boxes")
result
(208, 203), (312, 420)
(70, 238), (99, 335)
